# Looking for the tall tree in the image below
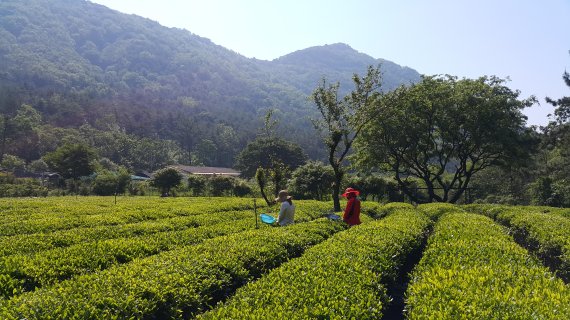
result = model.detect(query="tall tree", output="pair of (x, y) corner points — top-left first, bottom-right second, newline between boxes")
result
(43, 143), (98, 179)
(0, 87), (42, 162)
(235, 138), (307, 178)
(535, 51), (570, 206)
(235, 110), (307, 205)
(311, 65), (382, 211)
(150, 167), (182, 197)
(545, 54), (570, 124)
(356, 75), (537, 204)
(287, 161), (335, 200)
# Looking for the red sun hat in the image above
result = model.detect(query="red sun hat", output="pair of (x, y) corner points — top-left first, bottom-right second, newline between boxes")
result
(342, 187), (360, 197)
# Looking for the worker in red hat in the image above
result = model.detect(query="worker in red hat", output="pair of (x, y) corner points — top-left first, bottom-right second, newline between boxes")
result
(342, 187), (361, 226)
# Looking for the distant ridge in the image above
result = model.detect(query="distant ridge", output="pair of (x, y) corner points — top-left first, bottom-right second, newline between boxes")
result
(272, 43), (420, 94)
(0, 0), (421, 165)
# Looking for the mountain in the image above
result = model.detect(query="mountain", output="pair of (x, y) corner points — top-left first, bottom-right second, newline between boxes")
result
(0, 0), (421, 169)
(271, 43), (420, 95)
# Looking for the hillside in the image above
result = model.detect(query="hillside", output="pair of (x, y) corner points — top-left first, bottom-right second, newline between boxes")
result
(0, 0), (420, 169)
(270, 43), (420, 96)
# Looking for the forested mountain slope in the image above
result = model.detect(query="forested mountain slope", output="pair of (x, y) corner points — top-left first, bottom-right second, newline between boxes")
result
(0, 0), (420, 168)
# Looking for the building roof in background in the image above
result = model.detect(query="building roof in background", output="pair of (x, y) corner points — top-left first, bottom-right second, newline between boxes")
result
(170, 165), (241, 176)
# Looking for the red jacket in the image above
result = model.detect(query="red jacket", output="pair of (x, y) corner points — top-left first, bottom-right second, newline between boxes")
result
(343, 197), (361, 226)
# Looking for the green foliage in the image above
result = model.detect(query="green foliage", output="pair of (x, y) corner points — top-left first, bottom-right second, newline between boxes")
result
(231, 179), (252, 197)
(537, 55), (570, 208)
(0, 197), (568, 318)
(344, 174), (403, 202)
(207, 175), (234, 197)
(150, 167), (182, 196)
(406, 211), (570, 319)
(235, 137), (307, 178)
(28, 159), (48, 173)
(356, 75), (537, 204)
(469, 165), (533, 205)
(91, 168), (130, 196)
(187, 174), (207, 196)
(0, 102), (42, 162)
(529, 176), (562, 206)
(287, 161), (334, 200)
(0, 197), (263, 237)
(199, 208), (431, 319)
(0, 0), (421, 167)
(418, 202), (465, 221)
(43, 143), (97, 179)
(0, 218), (343, 319)
(311, 65), (382, 211)
(0, 154), (25, 172)
(491, 206), (570, 281)
(0, 210), (261, 299)
(0, 176), (47, 197)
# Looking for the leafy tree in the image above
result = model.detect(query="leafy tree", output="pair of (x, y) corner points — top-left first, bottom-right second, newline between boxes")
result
(98, 158), (119, 172)
(288, 161), (334, 200)
(6, 104), (42, 162)
(311, 65), (382, 211)
(91, 168), (131, 196)
(193, 139), (218, 166)
(0, 87), (21, 163)
(0, 88), (42, 162)
(187, 174), (207, 196)
(29, 159), (49, 173)
(0, 154), (26, 172)
(356, 75), (537, 204)
(150, 167), (182, 197)
(235, 110), (307, 205)
(343, 174), (400, 202)
(235, 137), (307, 178)
(545, 54), (570, 124)
(468, 165), (533, 205)
(208, 175), (234, 196)
(232, 178), (252, 197)
(529, 176), (554, 206)
(43, 143), (98, 179)
(535, 51), (570, 206)
(36, 125), (86, 156)
(236, 109), (307, 178)
(130, 138), (181, 172)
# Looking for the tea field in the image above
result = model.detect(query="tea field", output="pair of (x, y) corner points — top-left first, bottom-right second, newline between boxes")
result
(0, 197), (568, 319)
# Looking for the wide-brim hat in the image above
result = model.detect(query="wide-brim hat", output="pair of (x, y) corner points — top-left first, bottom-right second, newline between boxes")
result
(342, 187), (360, 197)
(275, 190), (292, 202)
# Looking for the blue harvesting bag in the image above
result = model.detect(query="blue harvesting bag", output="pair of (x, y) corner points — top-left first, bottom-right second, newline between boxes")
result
(260, 213), (276, 224)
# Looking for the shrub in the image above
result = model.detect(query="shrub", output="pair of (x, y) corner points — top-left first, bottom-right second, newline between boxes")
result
(150, 167), (182, 196)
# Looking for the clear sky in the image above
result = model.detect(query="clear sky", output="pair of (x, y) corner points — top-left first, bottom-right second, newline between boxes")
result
(90, 0), (570, 126)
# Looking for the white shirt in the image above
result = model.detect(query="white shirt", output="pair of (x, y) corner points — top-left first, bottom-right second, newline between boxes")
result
(277, 201), (295, 226)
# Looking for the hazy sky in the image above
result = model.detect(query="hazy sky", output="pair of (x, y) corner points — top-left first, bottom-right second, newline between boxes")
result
(90, 0), (570, 126)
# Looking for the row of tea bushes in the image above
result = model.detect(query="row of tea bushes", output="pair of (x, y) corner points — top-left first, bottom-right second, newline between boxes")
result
(198, 208), (431, 319)
(0, 197), (264, 236)
(493, 207), (570, 282)
(418, 202), (464, 221)
(0, 209), (254, 257)
(0, 217), (258, 299)
(0, 199), (333, 257)
(405, 212), (570, 319)
(464, 204), (570, 282)
(0, 201), (336, 299)
(0, 219), (346, 319)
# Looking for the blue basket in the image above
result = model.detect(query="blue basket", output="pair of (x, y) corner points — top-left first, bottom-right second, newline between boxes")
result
(260, 213), (276, 224)
(324, 213), (342, 221)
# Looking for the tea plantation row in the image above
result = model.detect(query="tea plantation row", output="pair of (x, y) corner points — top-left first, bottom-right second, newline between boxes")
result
(0, 197), (568, 318)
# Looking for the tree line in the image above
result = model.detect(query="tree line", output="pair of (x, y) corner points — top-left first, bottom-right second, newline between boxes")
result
(1, 55), (569, 208)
